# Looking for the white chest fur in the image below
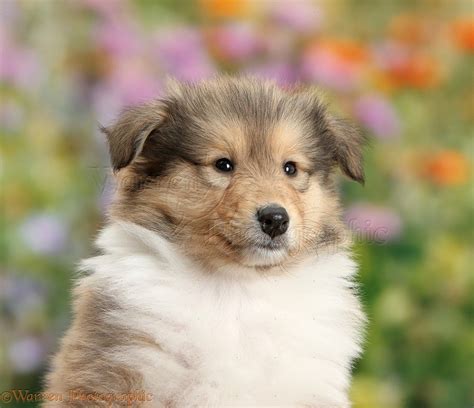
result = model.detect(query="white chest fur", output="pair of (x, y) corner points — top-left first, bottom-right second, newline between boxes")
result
(81, 222), (364, 407)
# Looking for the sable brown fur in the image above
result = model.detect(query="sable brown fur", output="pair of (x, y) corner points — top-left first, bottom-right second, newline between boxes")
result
(44, 77), (366, 405)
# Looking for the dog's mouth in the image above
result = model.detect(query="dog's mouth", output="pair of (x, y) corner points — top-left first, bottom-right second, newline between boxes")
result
(220, 233), (288, 251)
(218, 232), (291, 267)
(255, 241), (286, 251)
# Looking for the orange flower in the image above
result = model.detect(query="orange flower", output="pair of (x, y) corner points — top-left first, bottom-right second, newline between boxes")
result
(302, 39), (370, 90)
(451, 18), (474, 52)
(385, 53), (441, 89)
(199, 0), (249, 18)
(317, 39), (370, 65)
(389, 14), (434, 46)
(423, 151), (469, 185)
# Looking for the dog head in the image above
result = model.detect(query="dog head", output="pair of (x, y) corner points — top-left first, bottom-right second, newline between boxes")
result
(104, 77), (365, 269)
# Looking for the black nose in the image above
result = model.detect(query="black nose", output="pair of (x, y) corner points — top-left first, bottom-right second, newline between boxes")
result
(257, 205), (289, 238)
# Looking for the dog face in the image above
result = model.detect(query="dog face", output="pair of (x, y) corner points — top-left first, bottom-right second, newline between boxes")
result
(104, 78), (365, 269)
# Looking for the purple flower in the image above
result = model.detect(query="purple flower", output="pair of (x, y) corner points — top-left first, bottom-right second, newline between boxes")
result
(153, 27), (215, 82)
(8, 336), (46, 373)
(354, 94), (401, 139)
(344, 204), (402, 244)
(270, 0), (322, 33)
(211, 22), (262, 61)
(246, 62), (299, 87)
(19, 214), (68, 255)
(0, 275), (47, 321)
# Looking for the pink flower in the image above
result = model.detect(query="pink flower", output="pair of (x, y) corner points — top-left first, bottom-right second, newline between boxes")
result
(96, 19), (142, 58)
(209, 22), (262, 61)
(92, 57), (162, 123)
(153, 27), (215, 82)
(344, 204), (402, 243)
(0, 33), (41, 90)
(109, 60), (161, 105)
(301, 40), (369, 91)
(246, 62), (299, 87)
(270, 0), (322, 33)
(354, 94), (401, 139)
(301, 48), (358, 91)
(19, 214), (68, 255)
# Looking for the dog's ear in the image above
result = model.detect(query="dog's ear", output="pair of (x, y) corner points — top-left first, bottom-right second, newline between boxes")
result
(100, 100), (167, 172)
(295, 88), (366, 184)
(326, 114), (366, 185)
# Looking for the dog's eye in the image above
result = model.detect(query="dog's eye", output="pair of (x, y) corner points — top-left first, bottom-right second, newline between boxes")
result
(215, 158), (234, 172)
(283, 161), (297, 176)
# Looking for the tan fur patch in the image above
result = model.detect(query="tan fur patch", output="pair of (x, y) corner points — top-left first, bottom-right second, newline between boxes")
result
(44, 283), (147, 406)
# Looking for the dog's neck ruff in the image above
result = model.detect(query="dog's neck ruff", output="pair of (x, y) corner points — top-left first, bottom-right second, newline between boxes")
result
(80, 221), (364, 406)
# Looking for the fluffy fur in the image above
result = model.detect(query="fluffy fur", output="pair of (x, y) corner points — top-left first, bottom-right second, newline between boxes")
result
(45, 77), (366, 407)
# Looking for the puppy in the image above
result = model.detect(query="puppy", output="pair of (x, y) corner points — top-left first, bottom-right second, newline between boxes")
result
(45, 77), (366, 407)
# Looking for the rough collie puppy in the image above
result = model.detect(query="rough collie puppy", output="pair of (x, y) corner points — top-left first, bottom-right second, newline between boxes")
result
(45, 77), (366, 407)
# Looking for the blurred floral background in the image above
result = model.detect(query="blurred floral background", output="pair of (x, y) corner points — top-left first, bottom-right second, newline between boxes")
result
(1, 0), (473, 407)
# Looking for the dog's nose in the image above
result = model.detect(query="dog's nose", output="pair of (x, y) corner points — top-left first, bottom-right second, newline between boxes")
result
(257, 205), (289, 238)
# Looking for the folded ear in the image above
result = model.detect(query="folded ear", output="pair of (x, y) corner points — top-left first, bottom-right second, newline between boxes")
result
(326, 115), (366, 184)
(100, 100), (167, 172)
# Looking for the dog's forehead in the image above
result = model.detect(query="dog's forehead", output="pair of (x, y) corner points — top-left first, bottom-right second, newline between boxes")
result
(191, 112), (312, 163)
(175, 88), (316, 160)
